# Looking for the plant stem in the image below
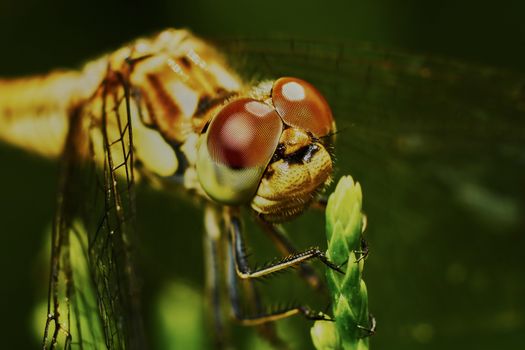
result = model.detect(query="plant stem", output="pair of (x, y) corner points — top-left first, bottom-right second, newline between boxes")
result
(311, 176), (372, 350)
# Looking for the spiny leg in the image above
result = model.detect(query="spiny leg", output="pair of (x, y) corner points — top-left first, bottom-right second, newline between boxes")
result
(241, 278), (288, 349)
(225, 213), (286, 346)
(256, 218), (326, 291)
(227, 232), (332, 326)
(225, 212), (337, 325)
(205, 206), (285, 348)
(229, 214), (344, 280)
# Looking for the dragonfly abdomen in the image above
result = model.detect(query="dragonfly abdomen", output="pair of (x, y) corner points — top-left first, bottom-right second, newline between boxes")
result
(0, 58), (107, 157)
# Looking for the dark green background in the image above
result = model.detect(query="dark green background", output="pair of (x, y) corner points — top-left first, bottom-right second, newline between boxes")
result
(0, 0), (524, 349)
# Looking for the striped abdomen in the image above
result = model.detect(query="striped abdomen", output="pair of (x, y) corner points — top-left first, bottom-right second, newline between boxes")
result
(0, 58), (106, 157)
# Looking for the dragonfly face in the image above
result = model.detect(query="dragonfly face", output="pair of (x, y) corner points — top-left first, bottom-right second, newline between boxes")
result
(196, 77), (335, 221)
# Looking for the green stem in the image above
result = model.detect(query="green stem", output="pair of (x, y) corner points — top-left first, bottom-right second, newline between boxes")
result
(311, 176), (372, 350)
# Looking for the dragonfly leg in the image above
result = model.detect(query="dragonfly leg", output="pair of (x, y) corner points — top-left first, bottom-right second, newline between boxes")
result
(204, 206), (228, 348)
(229, 215), (344, 280)
(205, 206), (286, 348)
(233, 254), (288, 349)
(256, 219), (326, 291)
(227, 236), (332, 326)
(310, 195), (328, 210)
(357, 313), (377, 338)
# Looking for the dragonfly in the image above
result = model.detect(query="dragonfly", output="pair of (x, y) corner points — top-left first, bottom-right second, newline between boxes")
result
(0, 29), (352, 349)
(1, 28), (524, 350)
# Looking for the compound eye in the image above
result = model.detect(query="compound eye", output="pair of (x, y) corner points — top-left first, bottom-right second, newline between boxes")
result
(207, 98), (283, 169)
(272, 77), (334, 137)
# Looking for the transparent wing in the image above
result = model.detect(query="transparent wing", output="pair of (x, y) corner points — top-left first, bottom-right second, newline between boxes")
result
(43, 73), (146, 349)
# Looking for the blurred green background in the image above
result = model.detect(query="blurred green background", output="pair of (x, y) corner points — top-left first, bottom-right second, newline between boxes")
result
(0, 0), (524, 349)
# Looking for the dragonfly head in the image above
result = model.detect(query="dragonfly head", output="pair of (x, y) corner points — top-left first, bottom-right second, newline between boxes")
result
(196, 77), (335, 222)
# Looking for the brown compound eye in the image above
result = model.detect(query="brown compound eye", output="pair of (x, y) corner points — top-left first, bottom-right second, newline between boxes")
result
(207, 98), (283, 169)
(272, 77), (334, 137)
